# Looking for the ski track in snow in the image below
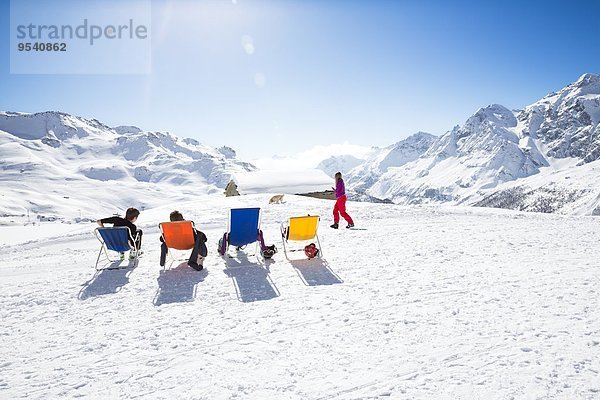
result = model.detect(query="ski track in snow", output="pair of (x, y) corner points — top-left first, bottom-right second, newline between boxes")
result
(0, 194), (599, 399)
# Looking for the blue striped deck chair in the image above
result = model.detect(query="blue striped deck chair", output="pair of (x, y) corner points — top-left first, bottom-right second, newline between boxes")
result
(217, 207), (265, 260)
(94, 227), (138, 270)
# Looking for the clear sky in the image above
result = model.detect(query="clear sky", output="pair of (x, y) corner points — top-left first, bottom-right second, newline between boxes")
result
(1, 0), (599, 159)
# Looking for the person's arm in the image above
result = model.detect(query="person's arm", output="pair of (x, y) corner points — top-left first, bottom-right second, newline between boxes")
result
(99, 216), (119, 226)
(190, 221), (202, 237)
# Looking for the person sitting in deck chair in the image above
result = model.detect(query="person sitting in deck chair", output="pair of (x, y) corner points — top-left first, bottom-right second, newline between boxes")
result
(97, 207), (143, 260)
(160, 210), (208, 271)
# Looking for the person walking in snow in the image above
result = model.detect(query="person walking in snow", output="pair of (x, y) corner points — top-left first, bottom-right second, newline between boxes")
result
(160, 210), (208, 271)
(330, 172), (354, 229)
(97, 207), (143, 259)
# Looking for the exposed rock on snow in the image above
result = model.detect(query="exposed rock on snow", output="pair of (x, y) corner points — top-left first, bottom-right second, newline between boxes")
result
(218, 146), (237, 159)
(113, 125), (142, 134)
(517, 73), (600, 163)
(474, 184), (592, 214)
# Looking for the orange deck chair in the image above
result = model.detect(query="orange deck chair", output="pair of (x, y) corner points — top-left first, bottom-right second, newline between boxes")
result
(159, 221), (196, 267)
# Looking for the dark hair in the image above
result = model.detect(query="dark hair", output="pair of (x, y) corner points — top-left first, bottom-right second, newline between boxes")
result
(125, 207), (140, 221)
(335, 171), (342, 180)
(170, 210), (184, 221)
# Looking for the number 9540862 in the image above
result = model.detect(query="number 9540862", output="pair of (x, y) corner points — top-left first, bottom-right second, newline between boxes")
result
(17, 42), (67, 51)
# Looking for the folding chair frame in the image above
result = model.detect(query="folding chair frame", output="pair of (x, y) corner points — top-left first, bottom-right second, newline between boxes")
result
(162, 246), (195, 269)
(94, 227), (139, 270)
(280, 216), (323, 261)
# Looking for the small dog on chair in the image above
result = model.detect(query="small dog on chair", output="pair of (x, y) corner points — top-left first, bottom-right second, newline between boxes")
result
(269, 194), (285, 204)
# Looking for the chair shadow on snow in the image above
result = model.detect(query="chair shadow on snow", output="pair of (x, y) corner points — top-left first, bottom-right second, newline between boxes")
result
(153, 262), (208, 306)
(289, 258), (343, 286)
(78, 259), (138, 300)
(223, 251), (280, 303)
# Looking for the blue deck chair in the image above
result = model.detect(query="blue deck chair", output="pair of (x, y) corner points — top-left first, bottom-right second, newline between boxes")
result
(218, 207), (264, 260)
(94, 227), (138, 270)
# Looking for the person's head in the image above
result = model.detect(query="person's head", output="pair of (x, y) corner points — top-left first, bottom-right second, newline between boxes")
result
(125, 207), (140, 222)
(335, 172), (342, 181)
(170, 210), (184, 221)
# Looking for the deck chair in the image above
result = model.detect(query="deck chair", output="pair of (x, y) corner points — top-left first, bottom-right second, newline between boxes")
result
(94, 227), (139, 270)
(280, 215), (322, 260)
(159, 221), (196, 268)
(218, 207), (264, 260)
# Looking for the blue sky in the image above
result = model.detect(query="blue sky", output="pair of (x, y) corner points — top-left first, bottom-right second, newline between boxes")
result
(1, 0), (599, 159)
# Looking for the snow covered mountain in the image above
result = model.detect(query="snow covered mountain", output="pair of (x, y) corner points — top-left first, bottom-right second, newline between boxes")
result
(0, 111), (255, 222)
(517, 73), (600, 164)
(355, 73), (600, 214)
(316, 154), (365, 177)
(345, 132), (437, 192)
(473, 73), (600, 215)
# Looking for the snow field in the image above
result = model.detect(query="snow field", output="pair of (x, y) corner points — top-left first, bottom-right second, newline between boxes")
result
(0, 194), (599, 399)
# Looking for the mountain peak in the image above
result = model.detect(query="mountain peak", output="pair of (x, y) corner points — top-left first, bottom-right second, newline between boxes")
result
(408, 131), (436, 140)
(563, 73), (600, 98)
(575, 73), (600, 85)
(468, 103), (516, 129)
(478, 103), (512, 115)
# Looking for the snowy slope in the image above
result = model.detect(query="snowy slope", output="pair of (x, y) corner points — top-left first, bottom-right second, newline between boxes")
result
(0, 111), (256, 223)
(1, 194), (599, 399)
(359, 74), (600, 214)
(474, 158), (600, 215)
(345, 132), (436, 192)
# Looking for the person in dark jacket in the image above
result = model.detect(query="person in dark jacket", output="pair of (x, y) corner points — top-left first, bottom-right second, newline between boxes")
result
(97, 207), (143, 259)
(330, 172), (354, 229)
(160, 210), (208, 271)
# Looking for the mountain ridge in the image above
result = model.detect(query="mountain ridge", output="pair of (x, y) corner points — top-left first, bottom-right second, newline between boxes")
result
(0, 110), (255, 222)
(350, 73), (600, 214)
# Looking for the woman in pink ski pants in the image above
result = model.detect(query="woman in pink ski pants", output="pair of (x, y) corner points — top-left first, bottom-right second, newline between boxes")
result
(331, 172), (354, 229)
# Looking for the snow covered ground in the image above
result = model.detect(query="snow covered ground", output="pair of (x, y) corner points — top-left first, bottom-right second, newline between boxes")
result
(1, 194), (599, 399)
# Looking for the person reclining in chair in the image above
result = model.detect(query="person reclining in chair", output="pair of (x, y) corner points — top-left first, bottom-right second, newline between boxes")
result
(160, 210), (208, 271)
(97, 207), (143, 260)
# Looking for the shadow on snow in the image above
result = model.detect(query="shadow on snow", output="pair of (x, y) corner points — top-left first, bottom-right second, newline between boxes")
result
(223, 250), (280, 303)
(78, 259), (138, 300)
(153, 262), (208, 306)
(289, 258), (343, 286)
